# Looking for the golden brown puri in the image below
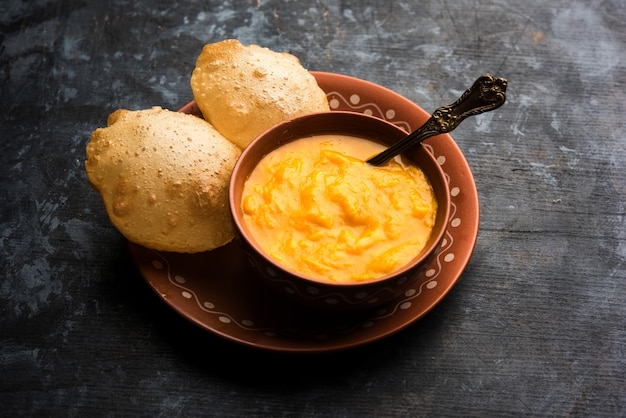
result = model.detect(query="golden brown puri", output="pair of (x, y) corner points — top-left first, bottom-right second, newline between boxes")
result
(85, 106), (241, 253)
(190, 39), (329, 149)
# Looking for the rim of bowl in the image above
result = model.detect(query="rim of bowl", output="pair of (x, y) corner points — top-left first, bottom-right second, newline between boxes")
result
(229, 111), (451, 288)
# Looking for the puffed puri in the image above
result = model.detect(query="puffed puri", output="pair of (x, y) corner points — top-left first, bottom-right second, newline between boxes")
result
(85, 106), (242, 253)
(190, 39), (330, 149)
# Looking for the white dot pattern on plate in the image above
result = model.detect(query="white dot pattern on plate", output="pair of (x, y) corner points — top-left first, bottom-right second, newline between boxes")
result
(306, 286), (319, 295)
(149, 251), (261, 332)
(326, 90), (411, 132)
(146, 88), (467, 342)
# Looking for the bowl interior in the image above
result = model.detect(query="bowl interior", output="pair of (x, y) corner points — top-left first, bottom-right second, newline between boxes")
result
(229, 111), (451, 285)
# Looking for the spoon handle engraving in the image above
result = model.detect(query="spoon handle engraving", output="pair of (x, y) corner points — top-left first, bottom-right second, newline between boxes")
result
(366, 74), (507, 166)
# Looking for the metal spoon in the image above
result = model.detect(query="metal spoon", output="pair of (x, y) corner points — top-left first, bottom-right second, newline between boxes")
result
(366, 73), (507, 166)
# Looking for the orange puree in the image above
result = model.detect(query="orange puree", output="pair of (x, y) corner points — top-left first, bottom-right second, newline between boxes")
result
(241, 134), (438, 283)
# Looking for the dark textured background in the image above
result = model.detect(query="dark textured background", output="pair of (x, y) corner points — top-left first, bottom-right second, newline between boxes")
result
(1, 1), (624, 416)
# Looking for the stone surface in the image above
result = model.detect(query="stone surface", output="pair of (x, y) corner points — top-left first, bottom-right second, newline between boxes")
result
(1, 0), (624, 416)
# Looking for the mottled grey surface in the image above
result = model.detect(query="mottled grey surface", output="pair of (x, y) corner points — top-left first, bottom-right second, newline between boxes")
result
(1, 0), (624, 416)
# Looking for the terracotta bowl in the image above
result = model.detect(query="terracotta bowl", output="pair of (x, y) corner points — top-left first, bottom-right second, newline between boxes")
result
(229, 111), (451, 311)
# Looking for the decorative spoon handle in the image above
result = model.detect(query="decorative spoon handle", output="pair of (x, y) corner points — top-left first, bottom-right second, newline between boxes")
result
(366, 73), (507, 166)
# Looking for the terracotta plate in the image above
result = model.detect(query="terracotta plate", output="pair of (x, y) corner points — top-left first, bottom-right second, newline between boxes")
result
(128, 72), (479, 353)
